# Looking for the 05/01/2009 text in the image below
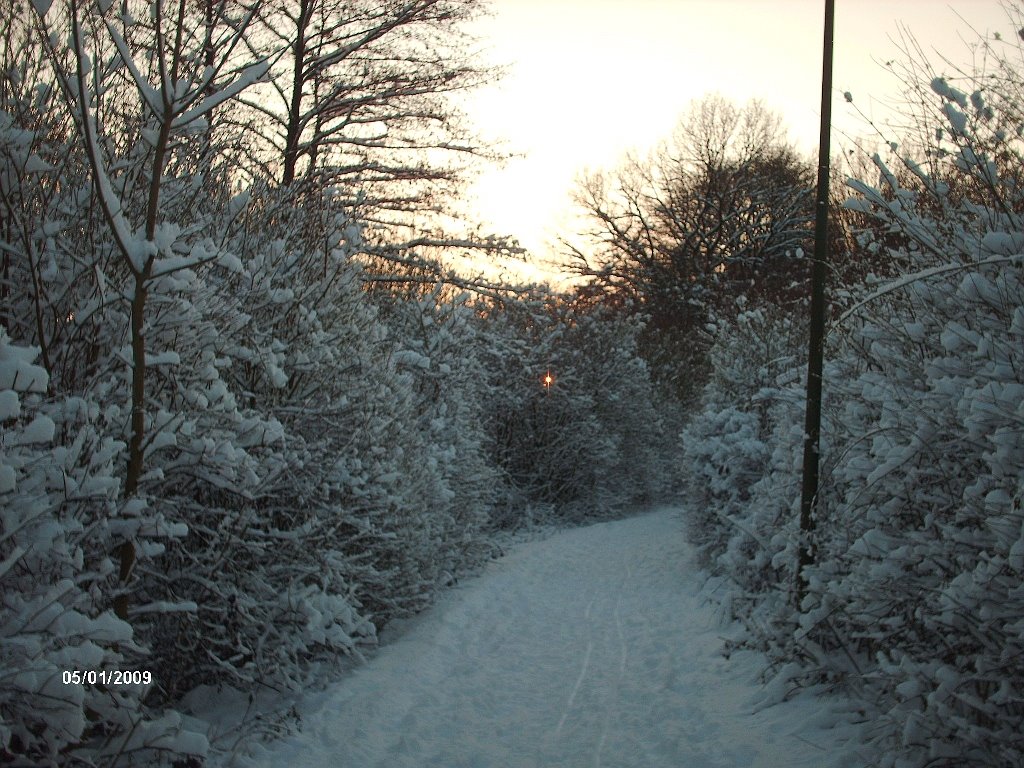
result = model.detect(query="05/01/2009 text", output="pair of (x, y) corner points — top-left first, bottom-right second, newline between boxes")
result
(62, 670), (152, 686)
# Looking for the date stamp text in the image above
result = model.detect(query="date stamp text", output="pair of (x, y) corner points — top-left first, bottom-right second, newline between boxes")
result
(62, 670), (152, 686)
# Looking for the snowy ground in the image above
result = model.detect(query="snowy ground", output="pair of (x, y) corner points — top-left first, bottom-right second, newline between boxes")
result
(228, 508), (870, 767)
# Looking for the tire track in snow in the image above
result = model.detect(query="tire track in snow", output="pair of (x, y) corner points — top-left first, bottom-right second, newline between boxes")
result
(595, 558), (633, 768)
(554, 638), (593, 737)
(614, 562), (631, 675)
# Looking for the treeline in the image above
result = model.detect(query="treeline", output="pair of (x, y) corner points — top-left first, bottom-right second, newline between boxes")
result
(0, 1), (672, 764)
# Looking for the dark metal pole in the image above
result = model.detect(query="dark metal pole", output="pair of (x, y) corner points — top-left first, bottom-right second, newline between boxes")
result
(798, 0), (835, 603)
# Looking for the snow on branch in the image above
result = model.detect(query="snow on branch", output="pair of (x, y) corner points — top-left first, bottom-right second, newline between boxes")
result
(837, 254), (1021, 325)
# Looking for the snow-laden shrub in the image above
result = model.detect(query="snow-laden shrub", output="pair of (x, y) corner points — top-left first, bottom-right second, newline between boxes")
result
(2, 20), (378, 747)
(480, 294), (670, 523)
(701, 307), (807, 414)
(0, 329), (206, 766)
(124, 230), (378, 700)
(681, 307), (804, 560)
(195, 195), (496, 637)
(696, 279), (1024, 768)
(682, 406), (768, 559)
(680, 306), (810, 632)
(797, 54), (1024, 761)
(377, 288), (501, 580)
(690, 48), (1024, 763)
(793, 250), (1024, 767)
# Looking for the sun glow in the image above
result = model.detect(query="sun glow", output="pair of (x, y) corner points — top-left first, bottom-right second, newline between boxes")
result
(460, 0), (1010, 271)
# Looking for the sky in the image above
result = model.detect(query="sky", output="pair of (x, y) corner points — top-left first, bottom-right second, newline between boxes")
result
(457, 0), (1013, 271)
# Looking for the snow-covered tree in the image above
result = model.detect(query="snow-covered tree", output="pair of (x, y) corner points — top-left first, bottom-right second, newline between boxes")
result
(564, 95), (814, 398)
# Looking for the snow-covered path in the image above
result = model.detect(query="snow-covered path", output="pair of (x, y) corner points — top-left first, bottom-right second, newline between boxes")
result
(242, 508), (861, 768)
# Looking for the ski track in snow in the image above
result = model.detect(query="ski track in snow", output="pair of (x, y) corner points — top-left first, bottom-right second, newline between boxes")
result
(238, 508), (864, 768)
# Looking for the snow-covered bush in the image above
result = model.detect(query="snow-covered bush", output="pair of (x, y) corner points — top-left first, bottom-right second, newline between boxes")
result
(701, 308), (807, 414)
(126, 222), (380, 699)
(10, 0), (375, 707)
(689, 20), (1024, 763)
(681, 307), (805, 597)
(803, 33), (1024, 762)
(800, 251), (1024, 767)
(682, 407), (768, 559)
(480, 292), (670, 523)
(3, 2), (377, 755)
(227, 221), (455, 627)
(0, 329), (206, 765)
(376, 287), (501, 576)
